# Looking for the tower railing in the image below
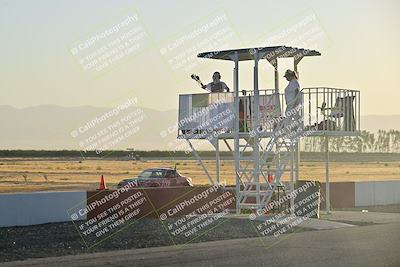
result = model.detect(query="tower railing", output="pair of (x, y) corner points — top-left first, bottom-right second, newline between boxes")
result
(302, 87), (361, 135)
(177, 87), (360, 138)
(178, 90), (286, 137)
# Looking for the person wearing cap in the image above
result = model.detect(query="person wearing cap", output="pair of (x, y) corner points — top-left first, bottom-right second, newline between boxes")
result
(283, 69), (301, 113)
(202, 72), (230, 93)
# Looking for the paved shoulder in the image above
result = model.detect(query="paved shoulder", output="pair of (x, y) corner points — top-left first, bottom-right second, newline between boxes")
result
(1, 222), (399, 267)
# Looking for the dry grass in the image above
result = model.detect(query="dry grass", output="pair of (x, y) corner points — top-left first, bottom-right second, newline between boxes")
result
(0, 158), (399, 193)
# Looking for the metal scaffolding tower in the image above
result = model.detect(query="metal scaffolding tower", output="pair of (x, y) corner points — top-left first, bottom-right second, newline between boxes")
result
(178, 46), (361, 214)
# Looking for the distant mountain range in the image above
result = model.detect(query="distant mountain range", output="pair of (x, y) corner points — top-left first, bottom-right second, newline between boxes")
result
(0, 105), (177, 150)
(0, 105), (398, 150)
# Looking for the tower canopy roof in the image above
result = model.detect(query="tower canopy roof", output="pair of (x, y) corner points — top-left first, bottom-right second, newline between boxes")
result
(197, 45), (321, 61)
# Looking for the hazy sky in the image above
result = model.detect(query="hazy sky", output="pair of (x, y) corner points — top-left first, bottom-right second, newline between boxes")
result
(0, 0), (399, 115)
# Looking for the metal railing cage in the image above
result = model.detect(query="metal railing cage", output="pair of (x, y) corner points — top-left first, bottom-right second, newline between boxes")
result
(177, 87), (360, 137)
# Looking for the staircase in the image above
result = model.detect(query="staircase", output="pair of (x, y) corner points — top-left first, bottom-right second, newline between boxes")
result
(237, 106), (303, 212)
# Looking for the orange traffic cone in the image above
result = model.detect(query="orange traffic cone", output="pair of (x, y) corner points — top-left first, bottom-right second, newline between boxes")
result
(268, 173), (274, 183)
(98, 175), (107, 190)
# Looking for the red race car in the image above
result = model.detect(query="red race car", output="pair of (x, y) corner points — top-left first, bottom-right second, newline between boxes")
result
(117, 168), (193, 189)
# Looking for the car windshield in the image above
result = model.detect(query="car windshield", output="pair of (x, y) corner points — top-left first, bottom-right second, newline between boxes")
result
(138, 170), (165, 178)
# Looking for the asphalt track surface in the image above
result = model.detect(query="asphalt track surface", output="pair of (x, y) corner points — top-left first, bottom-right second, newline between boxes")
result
(1, 222), (399, 267)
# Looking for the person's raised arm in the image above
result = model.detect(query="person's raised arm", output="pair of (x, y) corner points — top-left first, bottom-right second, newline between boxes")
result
(202, 83), (211, 92)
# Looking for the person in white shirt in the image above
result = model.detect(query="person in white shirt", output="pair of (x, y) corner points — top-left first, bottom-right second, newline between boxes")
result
(282, 69), (302, 131)
(283, 69), (301, 114)
(202, 72), (230, 93)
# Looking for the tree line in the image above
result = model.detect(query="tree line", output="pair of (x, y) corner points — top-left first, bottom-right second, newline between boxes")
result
(302, 129), (400, 153)
(0, 129), (399, 157)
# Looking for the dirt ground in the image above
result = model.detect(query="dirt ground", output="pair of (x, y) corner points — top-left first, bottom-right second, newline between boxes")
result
(0, 158), (399, 193)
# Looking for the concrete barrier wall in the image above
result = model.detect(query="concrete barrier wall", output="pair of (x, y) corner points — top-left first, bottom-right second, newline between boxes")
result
(321, 182), (355, 209)
(320, 180), (400, 209)
(355, 180), (400, 206)
(1, 180), (400, 228)
(0, 191), (87, 227)
(86, 186), (235, 220)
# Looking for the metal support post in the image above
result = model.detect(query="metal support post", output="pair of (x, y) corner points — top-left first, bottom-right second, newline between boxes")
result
(325, 135), (331, 214)
(186, 139), (214, 185)
(295, 142), (300, 181)
(294, 57), (302, 182)
(231, 52), (240, 214)
(274, 60), (279, 94)
(253, 51), (261, 207)
(215, 139), (220, 185)
(290, 144), (295, 214)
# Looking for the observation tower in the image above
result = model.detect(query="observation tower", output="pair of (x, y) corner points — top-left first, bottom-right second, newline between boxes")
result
(177, 46), (361, 214)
